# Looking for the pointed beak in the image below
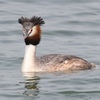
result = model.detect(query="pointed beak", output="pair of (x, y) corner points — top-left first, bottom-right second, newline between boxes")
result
(23, 32), (31, 39)
(23, 33), (28, 39)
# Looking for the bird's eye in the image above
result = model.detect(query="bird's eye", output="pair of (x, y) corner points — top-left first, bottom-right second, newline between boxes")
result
(30, 29), (33, 33)
(28, 29), (33, 34)
(27, 29), (33, 36)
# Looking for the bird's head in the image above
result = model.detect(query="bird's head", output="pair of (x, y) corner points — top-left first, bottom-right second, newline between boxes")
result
(18, 16), (45, 45)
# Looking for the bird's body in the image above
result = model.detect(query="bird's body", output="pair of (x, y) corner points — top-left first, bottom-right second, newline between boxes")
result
(37, 54), (94, 72)
(18, 16), (95, 73)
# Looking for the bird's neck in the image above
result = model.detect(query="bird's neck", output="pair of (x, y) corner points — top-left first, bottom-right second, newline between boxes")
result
(22, 44), (37, 72)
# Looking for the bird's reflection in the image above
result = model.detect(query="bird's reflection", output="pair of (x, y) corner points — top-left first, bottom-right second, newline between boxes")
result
(25, 76), (40, 90)
(22, 72), (40, 97)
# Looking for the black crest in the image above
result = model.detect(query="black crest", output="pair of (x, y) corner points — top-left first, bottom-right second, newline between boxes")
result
(18, 16), (45, 26)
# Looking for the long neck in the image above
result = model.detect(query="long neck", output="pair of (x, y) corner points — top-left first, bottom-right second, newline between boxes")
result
(22, 44), (37, 72)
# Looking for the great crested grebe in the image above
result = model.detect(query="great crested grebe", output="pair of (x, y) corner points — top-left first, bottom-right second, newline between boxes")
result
(18, 16), (95, 73)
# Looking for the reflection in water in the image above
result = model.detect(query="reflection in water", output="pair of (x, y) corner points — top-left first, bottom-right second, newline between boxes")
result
(22, 72), (40, 97)
(25, 76), (40, 90)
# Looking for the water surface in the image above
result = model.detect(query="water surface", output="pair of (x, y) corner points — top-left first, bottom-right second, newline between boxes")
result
(0, 0), (100, 100)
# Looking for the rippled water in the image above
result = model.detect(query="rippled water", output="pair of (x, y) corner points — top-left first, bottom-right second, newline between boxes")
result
(0, 0), (100, 100)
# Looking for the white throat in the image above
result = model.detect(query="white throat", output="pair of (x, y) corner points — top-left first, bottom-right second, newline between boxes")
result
(22, 44), (37, 72)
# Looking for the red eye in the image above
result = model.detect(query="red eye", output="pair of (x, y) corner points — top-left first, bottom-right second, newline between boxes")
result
(29, 29), (32, 34)
(28, 29), (33, 36)
(30, 29), (32, 33)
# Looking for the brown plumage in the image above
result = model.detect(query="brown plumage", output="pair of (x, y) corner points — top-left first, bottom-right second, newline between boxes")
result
(24, 25), (42, 45)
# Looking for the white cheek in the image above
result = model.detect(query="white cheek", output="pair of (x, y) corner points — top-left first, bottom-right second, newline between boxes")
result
(29, 27), (37, 37)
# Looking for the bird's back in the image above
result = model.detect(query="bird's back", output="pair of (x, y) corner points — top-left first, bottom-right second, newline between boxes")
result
(37, 54), (95, 72)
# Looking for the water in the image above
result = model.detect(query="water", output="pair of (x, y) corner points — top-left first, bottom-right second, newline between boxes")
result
(0, 0), (100, 100)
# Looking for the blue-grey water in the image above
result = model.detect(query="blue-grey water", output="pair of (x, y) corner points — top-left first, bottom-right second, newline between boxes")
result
(0, 0), (100, 100)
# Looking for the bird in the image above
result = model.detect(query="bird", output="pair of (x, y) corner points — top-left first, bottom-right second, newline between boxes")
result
(18, 16), (95, 73)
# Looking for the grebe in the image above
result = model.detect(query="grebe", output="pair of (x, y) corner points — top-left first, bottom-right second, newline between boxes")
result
(18, 16), (95, 73)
